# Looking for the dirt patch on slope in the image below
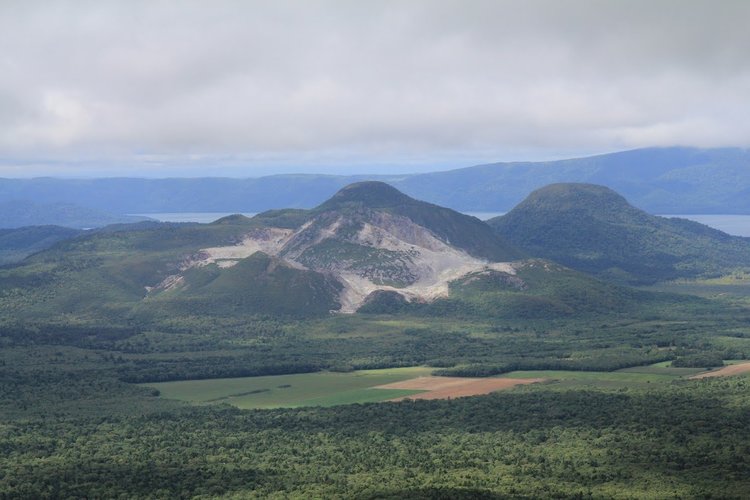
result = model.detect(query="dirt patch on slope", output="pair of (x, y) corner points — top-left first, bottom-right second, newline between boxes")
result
(689, 362), (750, 379)
(376, 376), (545, 401)
(201, 228), (296, 268)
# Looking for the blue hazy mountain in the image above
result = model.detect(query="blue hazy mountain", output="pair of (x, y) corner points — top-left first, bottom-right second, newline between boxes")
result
(0, 199), (153, 229)
(398, 146), (750, 213)
(1, 147), (749, 214)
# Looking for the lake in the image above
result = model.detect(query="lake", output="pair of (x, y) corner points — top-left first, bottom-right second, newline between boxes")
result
(132, 212), (750, 237)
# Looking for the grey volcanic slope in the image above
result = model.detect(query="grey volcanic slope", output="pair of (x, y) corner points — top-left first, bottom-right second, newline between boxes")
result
(488, 183), (750, 284)
(169, 182), (523, 312)
(311, 181), (522, 262)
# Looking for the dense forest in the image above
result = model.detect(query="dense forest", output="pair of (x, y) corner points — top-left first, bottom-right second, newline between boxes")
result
(2, 285), (750, 498)
(2, 361), (749, 498)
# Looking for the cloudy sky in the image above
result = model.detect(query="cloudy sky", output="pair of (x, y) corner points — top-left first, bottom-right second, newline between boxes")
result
(1, 0), (749, 177)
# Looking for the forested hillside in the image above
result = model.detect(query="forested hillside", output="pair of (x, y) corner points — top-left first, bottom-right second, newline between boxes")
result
(489, 183), (750, 284)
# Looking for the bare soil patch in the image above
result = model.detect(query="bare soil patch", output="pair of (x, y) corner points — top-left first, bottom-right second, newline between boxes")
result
(375, 376), (545, 401)
(689, 362), (750, 379)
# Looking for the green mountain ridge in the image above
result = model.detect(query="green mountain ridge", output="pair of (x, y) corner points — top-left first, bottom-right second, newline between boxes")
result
(0, 225), (83, 266)
(140, 252), (343, 319)
(0, 181), (641, 321)
(488, 183), (750, 284)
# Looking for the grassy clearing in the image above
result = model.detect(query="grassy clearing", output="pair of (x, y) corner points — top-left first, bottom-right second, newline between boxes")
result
(647, 360), (674, 368)
(616, 364), (704, 376)
(142, 366), (432, 409)
(698, 271), (750, 285)
(287, 388), (421, 407)
(643, 278), (750, 300)
(143, 362), (712, 409)
(502, 362), (702, 389)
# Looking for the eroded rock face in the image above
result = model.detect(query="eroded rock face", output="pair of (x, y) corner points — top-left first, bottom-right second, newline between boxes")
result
(199, 227), (296, 268)
(154, 207), (516, 312)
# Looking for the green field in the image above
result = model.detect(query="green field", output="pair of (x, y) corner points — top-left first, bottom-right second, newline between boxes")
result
(503, 364), (704, 389)
(143, 366), (432, 409)
(144, 363), (714, 409)
(643, 276), (750, 301)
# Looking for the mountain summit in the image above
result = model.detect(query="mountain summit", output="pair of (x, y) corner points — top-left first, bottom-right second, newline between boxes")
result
(312, 181), (522, 263)
(317, 181), (413, 210)
(506, 183), (633, 214)
(167, 182), (522, 312)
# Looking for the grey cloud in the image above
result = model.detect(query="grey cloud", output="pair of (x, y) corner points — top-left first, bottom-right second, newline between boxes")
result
(0, 0), (749, 175)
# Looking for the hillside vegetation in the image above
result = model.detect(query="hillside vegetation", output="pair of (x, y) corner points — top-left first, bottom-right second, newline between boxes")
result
(489, 183), (750, 284)
(0, 225), (82, 265)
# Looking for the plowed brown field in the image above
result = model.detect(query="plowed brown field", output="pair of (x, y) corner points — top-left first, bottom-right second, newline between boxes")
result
(689, 362), (750, 379)
(375, 376), (545, 401)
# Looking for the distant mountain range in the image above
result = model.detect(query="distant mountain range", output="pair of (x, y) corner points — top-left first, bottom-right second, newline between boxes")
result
(0, 200), (152, 229)
(2, 146), (750, 214)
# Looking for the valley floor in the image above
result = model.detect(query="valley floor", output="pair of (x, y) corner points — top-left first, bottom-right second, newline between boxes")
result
(141, 361), (731, 410)
(3, 367), (750, 499)
(2, 282), (750, 498)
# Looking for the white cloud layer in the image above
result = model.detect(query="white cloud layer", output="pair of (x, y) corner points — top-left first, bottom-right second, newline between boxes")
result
(1, 0), (749, 175)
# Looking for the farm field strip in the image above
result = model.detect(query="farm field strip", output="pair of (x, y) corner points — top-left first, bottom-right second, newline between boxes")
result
(689, 361), (750, 379)
(142, 366), (433, 409)
(499, 364), (706, 389)
(143, 361), (732, 409)
(375, 376), (545, 401)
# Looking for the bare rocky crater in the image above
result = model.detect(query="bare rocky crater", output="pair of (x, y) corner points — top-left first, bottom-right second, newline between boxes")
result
(151, 210), (517, 312)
